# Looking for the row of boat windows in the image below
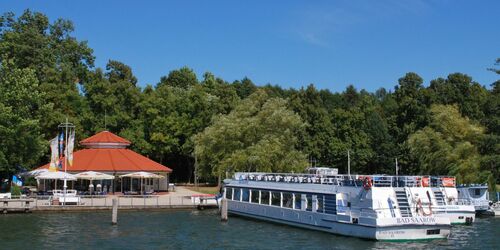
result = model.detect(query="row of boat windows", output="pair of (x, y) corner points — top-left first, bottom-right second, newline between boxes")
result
(225, 187), (337, 214)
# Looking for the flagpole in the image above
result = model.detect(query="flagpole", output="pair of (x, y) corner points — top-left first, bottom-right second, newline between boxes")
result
(58, 117), (74, 206)
(63, 117), (68, 206)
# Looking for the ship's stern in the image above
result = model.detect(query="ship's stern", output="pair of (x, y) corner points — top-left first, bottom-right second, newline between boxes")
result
(372, 217), (451, 241)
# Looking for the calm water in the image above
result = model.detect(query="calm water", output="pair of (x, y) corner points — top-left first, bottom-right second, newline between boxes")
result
(0, 210), (498, 249)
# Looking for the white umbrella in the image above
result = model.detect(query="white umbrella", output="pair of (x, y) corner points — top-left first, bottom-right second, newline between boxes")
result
(119, 172), (164, 194)
(23, 168), (49, 177)
(74, 171), (115, 180)
(74, 171), (114, 194)
(35, 171), (77, 191)
(35, 171), (77, 181)
(119, 172), (165, 179)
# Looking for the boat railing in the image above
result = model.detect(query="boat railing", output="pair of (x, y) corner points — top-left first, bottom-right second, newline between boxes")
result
(235, 172), (457, 188)
(452, 198), (489, 206)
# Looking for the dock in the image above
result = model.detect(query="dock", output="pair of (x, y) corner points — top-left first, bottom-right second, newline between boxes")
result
(2, 198), (34, 213)
(1, 187), (218, 213)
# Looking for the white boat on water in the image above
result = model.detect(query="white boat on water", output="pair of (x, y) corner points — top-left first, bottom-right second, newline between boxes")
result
(493, 203), (500, 216)
(456, 185), (491, 215)
(223, 172), (452, 241)
(51, 189), (81, 205)
(191, 194), (219, 206)
(415, 176), (476, 224)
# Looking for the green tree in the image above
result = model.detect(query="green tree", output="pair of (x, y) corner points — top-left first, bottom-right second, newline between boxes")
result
(477, 134), (500, 187)
(393, 72), (429, 141)
(83, 60), (142, 134)
(201, 72), (240, 114)
(428, 73), (488, 121)
(0, 60), (49, 177)
(0, 10), (94, 140)
(487, 58), (500, 75)
(157, 67), (198, 89)
(194, 90), (308, 184)
(232, 77), (257, 99)
(408, 105), (486, 184)
(289, 85), (335, 167)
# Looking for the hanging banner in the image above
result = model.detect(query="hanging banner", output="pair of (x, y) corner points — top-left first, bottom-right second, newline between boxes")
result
(49, 136), (59, 172)
(58, 132), (65, 170)
(67, 130), (75, 166)
(12, 175), (23, 186)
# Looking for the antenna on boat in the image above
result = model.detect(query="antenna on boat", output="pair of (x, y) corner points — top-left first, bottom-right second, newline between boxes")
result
(347, 150), (351, 176)
(395, 158), (399, 176)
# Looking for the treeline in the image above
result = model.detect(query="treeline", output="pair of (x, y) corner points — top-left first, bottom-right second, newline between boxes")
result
(0, 10), (498, 186)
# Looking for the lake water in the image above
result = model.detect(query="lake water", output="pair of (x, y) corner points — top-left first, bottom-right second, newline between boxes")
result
(0, 210), (498, 249)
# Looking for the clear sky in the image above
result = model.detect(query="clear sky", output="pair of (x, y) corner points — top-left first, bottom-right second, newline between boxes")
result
(1, 0), (499, 92)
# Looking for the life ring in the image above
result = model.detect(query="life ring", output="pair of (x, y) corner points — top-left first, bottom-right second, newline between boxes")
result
(416, 198), (432, 216)
(363, 176), (372, 190)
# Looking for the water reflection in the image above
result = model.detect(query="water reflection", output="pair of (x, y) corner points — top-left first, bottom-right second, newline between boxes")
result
(0, 210), (498, 249)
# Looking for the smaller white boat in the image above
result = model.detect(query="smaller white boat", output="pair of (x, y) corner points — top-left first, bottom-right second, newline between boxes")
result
(191, 194), (219, 206)
(51, 189), (81, 205)
(490, 202), (500, 216)
(456, 185), (490, 215)
(0, 193), (11, 199)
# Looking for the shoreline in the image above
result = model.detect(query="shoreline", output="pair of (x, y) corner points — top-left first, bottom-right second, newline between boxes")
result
(2, 186), (218, 214)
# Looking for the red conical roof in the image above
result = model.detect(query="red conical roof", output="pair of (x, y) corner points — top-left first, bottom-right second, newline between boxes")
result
(80, 131), (131, 148)
(36, 130), (171, 173)
(37, 148), (172, 173)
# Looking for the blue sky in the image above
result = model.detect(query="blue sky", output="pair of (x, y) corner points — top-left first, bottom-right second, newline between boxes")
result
(1, 0), (499, 92)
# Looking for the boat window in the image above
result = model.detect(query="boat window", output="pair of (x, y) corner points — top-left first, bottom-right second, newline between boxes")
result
(294, 193), (301, 210)
(282, 192), (293, 208)
(234, 188), (241, 201)
(324, 194), (337, 214)
(250, 189), (259, 203)
(271, 192), (280, 206)
(316, 195), (324, 213)
(225, 188), (233, 200)
(261, 191), (270, 205)
(474, 189), (481, 196)
(306, 194), (312, 211)
(242, 188), (250, 202)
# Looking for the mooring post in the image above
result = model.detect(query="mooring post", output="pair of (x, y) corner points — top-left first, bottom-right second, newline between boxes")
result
(221, 198), (228, 221)
(112, 197), (118, 225)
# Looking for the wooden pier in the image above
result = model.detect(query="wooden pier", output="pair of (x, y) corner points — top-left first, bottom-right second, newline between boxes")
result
(1, 198), (34, 214)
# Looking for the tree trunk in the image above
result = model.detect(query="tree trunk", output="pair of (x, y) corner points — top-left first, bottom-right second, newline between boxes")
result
(186, 156), (193, 184)
(217, 171), (221, 188)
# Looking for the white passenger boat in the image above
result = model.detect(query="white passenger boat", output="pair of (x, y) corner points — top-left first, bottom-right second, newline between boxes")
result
(410, 176), (476, 224)
(223, 172), (451, 241)
(456, 185), (491, 215)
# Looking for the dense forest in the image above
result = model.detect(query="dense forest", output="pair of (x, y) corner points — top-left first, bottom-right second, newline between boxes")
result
(0, 10), (498, 187)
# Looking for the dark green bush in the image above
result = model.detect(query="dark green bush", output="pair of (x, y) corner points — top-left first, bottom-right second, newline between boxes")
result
(11, 185), (21, 196)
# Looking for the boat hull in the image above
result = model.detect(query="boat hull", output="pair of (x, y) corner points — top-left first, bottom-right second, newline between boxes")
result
(433, 205), (476, 224)
(228, 200), (450, 241)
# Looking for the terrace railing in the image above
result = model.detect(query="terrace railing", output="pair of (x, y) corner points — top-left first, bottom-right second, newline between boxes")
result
(6, 195), (197, 209)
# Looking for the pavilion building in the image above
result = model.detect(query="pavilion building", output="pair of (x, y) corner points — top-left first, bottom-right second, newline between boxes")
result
(37, 131), (172, 193)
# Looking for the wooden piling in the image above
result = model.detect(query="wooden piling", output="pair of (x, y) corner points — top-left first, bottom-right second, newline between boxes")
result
(111, 197), (118, 225)
(221, 198), (228, 221)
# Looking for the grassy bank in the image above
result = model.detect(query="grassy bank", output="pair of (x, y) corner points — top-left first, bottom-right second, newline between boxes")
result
(184, 186), (220, 195)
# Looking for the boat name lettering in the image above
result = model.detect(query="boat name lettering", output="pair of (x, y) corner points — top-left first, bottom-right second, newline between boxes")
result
(396, 217), (436, 224)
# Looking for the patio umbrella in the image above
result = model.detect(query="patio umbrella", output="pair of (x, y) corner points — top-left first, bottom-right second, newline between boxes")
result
(35, 171), (77, 191)
(119, 172), (164, 194)
(74, 171), (115, 193)
(23, 168), (49, 177)
(74, 171), (115, 180)
(35, 171), (77, 181)
(119, 172), (165, 179)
